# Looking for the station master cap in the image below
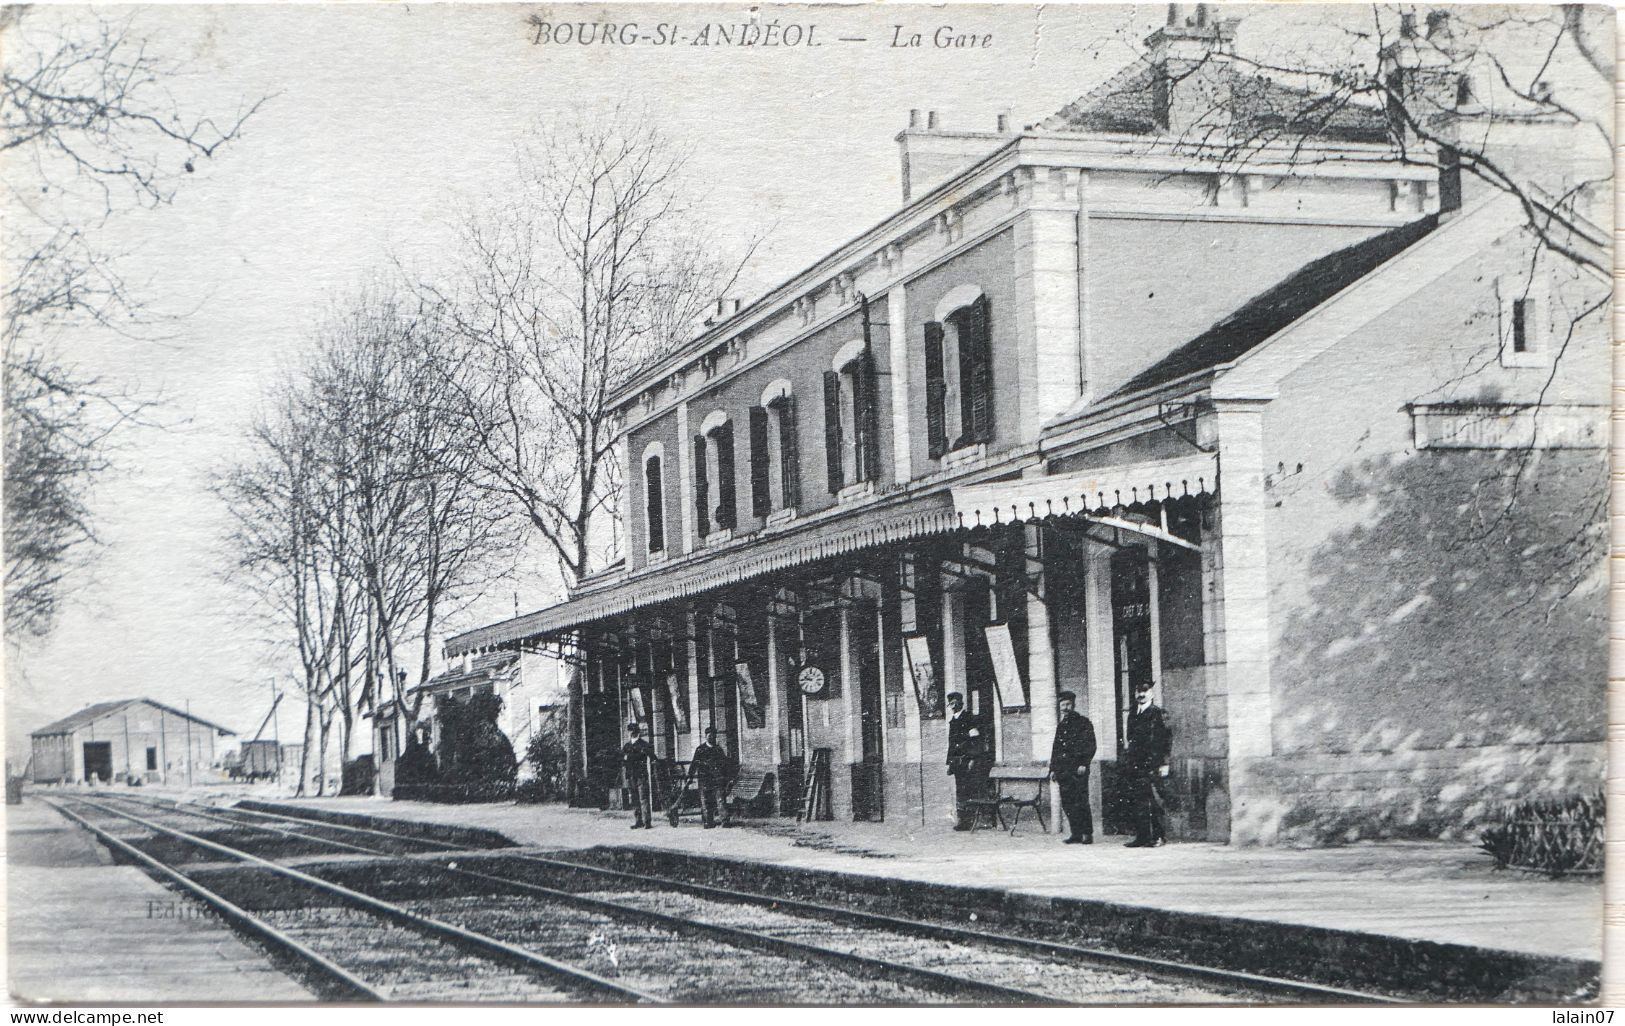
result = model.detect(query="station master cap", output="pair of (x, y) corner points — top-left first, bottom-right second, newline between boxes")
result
(1057, 690), (1077, 702)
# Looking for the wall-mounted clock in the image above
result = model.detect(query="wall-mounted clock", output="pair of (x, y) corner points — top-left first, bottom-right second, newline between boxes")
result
(796, 663), (827, 696)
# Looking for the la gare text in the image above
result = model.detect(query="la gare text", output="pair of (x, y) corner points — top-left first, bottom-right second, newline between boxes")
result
(527, 18), (992, 50)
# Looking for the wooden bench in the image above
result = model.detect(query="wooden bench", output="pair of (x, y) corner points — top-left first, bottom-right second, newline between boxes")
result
(965, 767), (1051, 835)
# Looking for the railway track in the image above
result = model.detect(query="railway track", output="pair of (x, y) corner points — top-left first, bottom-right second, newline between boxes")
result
(61, 793), (1402, 1004)
(45, 795), (655, 1003)
(49, 794), (1076, 1003)
(201, 797), (1402, 1003)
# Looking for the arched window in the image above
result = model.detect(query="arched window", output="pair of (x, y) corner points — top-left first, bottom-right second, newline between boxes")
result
(749, 380), (801, 517)
(694, 411), (737, 538)
(924, 287), (995, 458)
(643, 449), (665, 554)
(823, 341), (881, 494)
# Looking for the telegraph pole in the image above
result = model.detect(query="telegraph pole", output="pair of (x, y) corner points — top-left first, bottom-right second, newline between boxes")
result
(185, 700), (194, 788)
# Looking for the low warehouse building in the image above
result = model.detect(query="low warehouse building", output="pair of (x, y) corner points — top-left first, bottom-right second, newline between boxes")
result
(30, 699), (236, 785)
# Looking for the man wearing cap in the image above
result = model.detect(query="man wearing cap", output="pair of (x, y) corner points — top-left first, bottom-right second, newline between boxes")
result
(1121, 681), (1173, 848)
(690, 727), (738, 829)
(620, 722), (656, 829)
(945, 692), (990, 831)
(1049, 690), (1097, 844)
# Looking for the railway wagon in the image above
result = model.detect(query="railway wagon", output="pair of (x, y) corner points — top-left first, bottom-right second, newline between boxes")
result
(238, 739), (282, 781)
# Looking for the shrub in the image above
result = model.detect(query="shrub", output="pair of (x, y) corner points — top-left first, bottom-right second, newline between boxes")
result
(395, 734), (440, 787)
(340, 755), (375, 796)
(433, 693), (518, 788)
(1478, 791), (1603, 877)
(520, 711), (569, 803)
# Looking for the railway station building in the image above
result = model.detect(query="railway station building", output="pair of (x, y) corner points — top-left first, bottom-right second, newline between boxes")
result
(446, 8), (1608, 845)
(29, 699), (237, 786)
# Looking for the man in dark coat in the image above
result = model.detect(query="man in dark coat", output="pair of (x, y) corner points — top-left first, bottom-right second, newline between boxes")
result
(620, 722), (656, 829)
(945, 692), (990, 831)
(1049, 690), (1097, 844)
(1121, 681), (1173, 847)
(690, 727), (737, 829)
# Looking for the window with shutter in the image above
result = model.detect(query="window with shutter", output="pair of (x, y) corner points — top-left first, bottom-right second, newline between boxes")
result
(823, 370), (844, 493)
(693, 434), (710, 539)
(713, 422), (737, 530)
(924, 322), (947, 459)
(955, 306), (977, 448)
(748, 405), (771, 517)
(777, 395), (801, 510)
(858, 348), (881, 482)
(644, 455), (664, 553)
(970, 294), (994, 442)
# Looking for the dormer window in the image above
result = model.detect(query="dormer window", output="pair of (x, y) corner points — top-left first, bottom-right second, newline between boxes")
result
(824, 342), (881, 494)
(924, 288), (995, 459)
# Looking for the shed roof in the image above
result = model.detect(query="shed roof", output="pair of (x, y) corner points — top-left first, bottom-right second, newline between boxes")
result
(31, 698), (237, 738)
(1108, 213), (1441, 400)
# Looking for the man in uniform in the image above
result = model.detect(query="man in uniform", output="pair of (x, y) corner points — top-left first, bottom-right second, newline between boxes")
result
(620, 722), (656, 829)
(1121, 681), (1172, 847)
(945, 692), (989, 831)
(1049, 690), (1097, 844)
(690, 727), (737, 829)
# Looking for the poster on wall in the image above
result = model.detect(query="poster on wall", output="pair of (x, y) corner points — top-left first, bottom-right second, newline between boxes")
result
(665, 671), (690, 734)
(625, 684), (647, 723)
(735, 660), (767, 729)
(903, 633), (943, 718)
(984, 622), (1027, 710)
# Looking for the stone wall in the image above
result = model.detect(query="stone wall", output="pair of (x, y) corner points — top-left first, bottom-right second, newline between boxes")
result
(1239, 741), (1604, 845)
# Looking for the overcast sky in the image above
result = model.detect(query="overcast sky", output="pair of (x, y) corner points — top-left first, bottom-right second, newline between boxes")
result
(6, 2), (1598, 755)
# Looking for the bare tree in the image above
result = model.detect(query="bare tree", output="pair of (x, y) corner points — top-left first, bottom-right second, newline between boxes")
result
(220, 287), (520, 789)
(3, 8), (265, 639)
(419, 109), (754, 589)
(216, 393), (354, 796)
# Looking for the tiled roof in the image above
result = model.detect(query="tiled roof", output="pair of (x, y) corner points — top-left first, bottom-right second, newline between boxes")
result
(1040, 60), (1389, 144)
(421, 651), (521, 691)
(1109, 214), (1441, 399)
(31, 698), (236, 737)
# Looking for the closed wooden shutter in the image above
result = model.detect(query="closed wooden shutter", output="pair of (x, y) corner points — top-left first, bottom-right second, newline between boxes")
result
(644, 455), (664, 552)
(714, 422), (737, 530)
(858, 348), (881, 482)
(778, 396), (802, 510)
(823, 370), (844, 493)
(969, 294), (995, 442)
(924, 321), (947, 459)
(748, 405), (771, 517)
(693, 434), (709, 539)
(956, 307), (977, 448)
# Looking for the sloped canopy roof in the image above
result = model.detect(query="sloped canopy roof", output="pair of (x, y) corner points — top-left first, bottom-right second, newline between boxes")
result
(32, 698), (237, 737)
(1109, 213), (1441, 400)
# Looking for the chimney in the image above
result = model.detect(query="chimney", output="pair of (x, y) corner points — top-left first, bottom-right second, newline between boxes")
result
(1144, 3), (1238, 138)
(897, 108), (1007, 202)
(711, 297), (743, 323)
